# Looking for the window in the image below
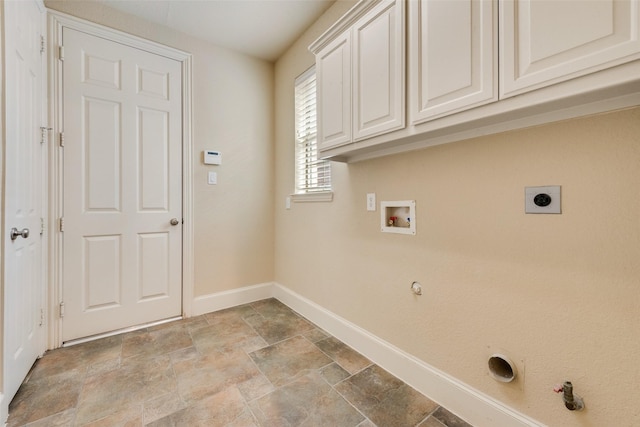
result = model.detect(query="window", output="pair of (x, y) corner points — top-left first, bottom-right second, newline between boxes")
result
(294, 66), (332, 199)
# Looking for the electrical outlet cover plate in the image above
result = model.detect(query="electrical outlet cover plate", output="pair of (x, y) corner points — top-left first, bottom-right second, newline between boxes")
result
(525, 186), (561, 214)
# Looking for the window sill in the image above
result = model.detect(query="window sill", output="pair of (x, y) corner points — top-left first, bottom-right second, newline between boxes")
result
(291, 191), (333, 203)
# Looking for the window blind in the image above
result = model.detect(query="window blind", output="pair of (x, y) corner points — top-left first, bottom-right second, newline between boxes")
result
(295, 66), (331, 194)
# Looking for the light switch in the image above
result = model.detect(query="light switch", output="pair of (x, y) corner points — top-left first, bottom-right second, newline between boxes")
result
(208, 172), (217, 185)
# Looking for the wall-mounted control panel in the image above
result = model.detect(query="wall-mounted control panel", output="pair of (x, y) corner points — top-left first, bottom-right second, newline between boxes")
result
(525, 186), (561, 214)
(203, 150), (222, 165)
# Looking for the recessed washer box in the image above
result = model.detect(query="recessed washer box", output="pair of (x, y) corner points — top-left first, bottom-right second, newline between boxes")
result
(381, 200), (416, 235)
(525, 186), (561, 214)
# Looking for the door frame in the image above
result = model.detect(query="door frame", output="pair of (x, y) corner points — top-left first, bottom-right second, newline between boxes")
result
(47, 11), (194, 348)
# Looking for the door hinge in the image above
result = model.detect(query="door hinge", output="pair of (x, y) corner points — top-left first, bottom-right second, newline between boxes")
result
(40, 308), (44, 326)
(59, 302), (65, 318)
(59, 132), (65, 147)
(40, 217), (45, 235)
(59, 217), (64, 232)
(40, 126), (52, 144)
(58, 45), (64, 61)
(40, 35), (45, 55)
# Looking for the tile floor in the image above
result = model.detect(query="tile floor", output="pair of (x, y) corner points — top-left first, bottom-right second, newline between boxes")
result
(8, 298), (472, 427)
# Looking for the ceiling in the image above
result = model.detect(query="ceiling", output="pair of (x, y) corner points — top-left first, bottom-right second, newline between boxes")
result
(88, 0), (336, 61)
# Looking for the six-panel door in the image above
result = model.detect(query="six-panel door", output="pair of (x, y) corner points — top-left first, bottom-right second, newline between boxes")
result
(62, 28), (183, 342)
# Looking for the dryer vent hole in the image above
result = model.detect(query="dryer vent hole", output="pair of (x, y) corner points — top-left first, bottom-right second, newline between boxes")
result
(488, 354), (517, 382)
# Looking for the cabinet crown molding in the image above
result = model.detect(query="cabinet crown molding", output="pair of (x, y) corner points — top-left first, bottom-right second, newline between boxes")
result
(309, 0), (382, 54)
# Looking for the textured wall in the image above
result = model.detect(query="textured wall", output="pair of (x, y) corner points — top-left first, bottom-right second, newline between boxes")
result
(274, 2), (640, 425)
(45, 1), (276, 297)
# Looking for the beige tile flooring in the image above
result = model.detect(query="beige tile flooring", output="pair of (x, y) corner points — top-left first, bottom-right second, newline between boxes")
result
(8, 299), (472, 427)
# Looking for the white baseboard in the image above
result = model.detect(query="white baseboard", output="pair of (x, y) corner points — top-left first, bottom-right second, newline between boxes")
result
(271, 283), (545, 427)
(192, 282), (544, 427)
(191, 282), (274, 316)
(1, 393), (8, 426)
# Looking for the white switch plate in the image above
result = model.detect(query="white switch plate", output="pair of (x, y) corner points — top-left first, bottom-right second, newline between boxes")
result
(525, 186), (561, 214)
(366, 193), (376, 211)
(285, 197), (291, 210)
(208, 172), (217, 185)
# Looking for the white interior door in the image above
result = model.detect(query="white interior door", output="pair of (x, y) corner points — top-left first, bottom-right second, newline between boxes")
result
(3, 0), (46, 404)
(61, 28), (183, 342)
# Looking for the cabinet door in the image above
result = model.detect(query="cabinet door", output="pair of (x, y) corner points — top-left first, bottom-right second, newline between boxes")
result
(410, 0), (497, 124)
(352, 0), (405, 141)
(317, 32), (352, 150)
(501, 0), (640, 98)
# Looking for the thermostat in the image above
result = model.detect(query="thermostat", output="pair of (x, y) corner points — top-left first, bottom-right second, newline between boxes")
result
(203, 150), (222, 165)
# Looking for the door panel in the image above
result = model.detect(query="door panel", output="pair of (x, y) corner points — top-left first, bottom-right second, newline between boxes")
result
(500, 0), (640, 97)
(62, 28), (183, 342)
(410, 0), (496, 124)
(3, 0), (46, 405)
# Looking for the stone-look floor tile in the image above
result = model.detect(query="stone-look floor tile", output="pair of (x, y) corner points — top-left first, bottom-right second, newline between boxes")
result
(249, 335), (333, 387)
(204, 304), (257, 326)
(225, 409), (259, 427)
(169, 346), (199, 364)
(315, 336), (372, 374)
(20, 409), (76, 427)
(7, 367), (85, 426)
(320, 362), (351, 385)
(173, 348), (262, 405)
(236, 373), (276, 401)
(190, 316), (267, 355)
(250, 372), (364, 427)
(335, 364), (439, 427)
(303, 328), (329, 343)
(143, 392), (186, 424)
(121, 324), (193, 359)
(7, 299), (473, 427)
(28, 335), (122, 381)
(74, 354), (176, 425)
(87, 357), (121, 377)
(431, 407), (473, 427)
(147, 386), (249, 427)
(249, 298), (293, 317)
(80, 403), (142, 427)
(418, 415), (447, 427)
(245, 301), (315, 345)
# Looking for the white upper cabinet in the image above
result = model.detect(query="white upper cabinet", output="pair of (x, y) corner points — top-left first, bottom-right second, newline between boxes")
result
(317, 33), (352, 149)
(311, 0), (640, 161)
(410, 0), (497, 124)
(500, 0), (640, 98)
(311, 0), (405, 151)
(352, 0), (405, 140)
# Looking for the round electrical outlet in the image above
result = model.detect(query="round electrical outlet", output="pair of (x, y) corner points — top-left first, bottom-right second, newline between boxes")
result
(533, 193), (552, 207)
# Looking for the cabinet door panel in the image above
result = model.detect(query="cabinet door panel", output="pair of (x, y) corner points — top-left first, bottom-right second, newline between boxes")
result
(317, 34), (352, 150)
(410, 0), (496, 124)
(353, 0), (405, 141)
(501, 0), (640, 98)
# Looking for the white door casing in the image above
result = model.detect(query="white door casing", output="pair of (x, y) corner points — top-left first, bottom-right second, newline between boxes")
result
(61, 27), (183, 342)
(3, 0), (47, 409)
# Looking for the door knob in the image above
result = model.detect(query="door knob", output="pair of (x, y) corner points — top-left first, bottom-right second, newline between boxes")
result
(10, 227), (29, 241)
(170, 218), (180, 226)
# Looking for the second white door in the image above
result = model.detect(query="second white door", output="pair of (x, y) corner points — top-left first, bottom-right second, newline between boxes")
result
(62, 28), (183, 342)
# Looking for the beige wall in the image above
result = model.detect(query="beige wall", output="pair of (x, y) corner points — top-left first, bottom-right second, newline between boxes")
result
(45, 1), (275, 297)
(275, 2), (640, 426)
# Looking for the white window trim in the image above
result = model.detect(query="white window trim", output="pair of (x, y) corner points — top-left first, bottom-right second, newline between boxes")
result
(290, 191), (333, 203)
